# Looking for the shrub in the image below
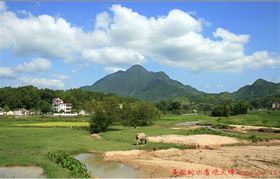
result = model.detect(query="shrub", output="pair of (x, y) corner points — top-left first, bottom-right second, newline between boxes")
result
(211, 104), (230, 117)
(89, 108), (112, 133)
(47, 151), (90, 178)
(230, 102), (249, 115)
(121, 102), (160, 128)
(89, 101), (160, 132)
(89, 102), (121, 133)
(211, 102), (249, 117)
(248, 134), (258, 143)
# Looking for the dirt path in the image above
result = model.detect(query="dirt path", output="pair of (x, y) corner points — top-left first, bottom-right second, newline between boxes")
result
(103, 145), (280, 178)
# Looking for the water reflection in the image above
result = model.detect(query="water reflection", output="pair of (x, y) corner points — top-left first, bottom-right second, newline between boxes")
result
(75, 153), (141, 178)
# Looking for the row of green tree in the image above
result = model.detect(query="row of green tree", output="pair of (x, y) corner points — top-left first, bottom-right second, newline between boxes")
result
(155, 96), (277, 114)
(211, 102), (249, 117)
(0, 86), (161, 131)
(0, 86), (136, 113)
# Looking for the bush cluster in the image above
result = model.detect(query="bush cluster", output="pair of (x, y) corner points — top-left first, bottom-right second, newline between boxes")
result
(211, 102), (249, 117)
(89, 101), (160, 133)
(47, 151), (90, 178)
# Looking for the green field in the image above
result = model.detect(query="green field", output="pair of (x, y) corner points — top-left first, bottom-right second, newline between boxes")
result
(198, 111), (280, 128)
(0, 111), (279, 177)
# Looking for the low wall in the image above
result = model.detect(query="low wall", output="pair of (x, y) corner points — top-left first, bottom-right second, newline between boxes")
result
(53, 113), (78, 117)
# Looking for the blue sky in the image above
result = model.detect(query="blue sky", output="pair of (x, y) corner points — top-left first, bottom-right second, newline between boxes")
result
(0, 2), (279, 93)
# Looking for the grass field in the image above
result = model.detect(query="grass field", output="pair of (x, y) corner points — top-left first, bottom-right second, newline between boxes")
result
(199, 111), (280, 128)
(0, 111), (279, 177)
(158, 111), (280, 127)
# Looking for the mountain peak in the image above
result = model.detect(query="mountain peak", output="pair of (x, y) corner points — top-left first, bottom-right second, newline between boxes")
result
(81, 64), (200, 101)
(126, 64), (147, 72)
(255, 78), (266, 82)
(253, 78), (270, 85)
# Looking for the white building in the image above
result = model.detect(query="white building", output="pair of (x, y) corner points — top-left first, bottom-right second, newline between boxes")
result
(52, 98), (72, 113)
(79, 110), (90, 116)
(0, 108), (3, 116)
(13, 108), (29, 116)
(6, 111), (14, 116)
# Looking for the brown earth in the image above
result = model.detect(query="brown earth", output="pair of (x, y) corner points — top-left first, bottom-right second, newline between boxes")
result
(147, 134), (246, 148)
(91, 133), (102, 139)
(103, 145), (280, 178)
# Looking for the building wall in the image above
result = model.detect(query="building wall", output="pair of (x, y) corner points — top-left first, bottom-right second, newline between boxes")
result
(52, 98), (72, 113)
(272, 102), (280, 110)
(277, 102), (280, 109)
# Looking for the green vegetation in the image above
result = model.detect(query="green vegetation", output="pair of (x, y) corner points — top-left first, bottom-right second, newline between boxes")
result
(120, 102), (160, 127)
(81, 65), (280, 111)
(81, 65), (201, 102)
(0, 85), (138, 113)
(89, 103), (117, 133)
(138, 142), (191, 150)
(47, 151), (90, 178)
(0, 111), (279, 177)
(201, 111), (280, 128)
(211, 102), (249, 117)
(90, 101), (160, 133)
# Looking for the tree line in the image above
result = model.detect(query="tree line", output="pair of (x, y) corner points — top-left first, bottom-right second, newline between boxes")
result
(0, 86), (136, 113)
(155, 97), (277, 115)
(0, 86), (161, 132)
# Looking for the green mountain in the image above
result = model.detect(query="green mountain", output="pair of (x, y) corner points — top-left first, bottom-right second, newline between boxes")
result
(232, 79), (280, 100)
(81, 65), (202, 101)
(81, 65), (280, 102)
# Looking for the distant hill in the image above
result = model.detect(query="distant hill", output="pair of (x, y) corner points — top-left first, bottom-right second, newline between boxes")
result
(81, 65), (280, 102)
(81, 65), (202, 101)
(232, 79), (280, 100)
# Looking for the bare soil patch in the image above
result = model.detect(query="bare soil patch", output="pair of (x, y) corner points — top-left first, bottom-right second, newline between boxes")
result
(148, 134), (244, 148)
(104, 150), (142, 157)
(0, 166), (44, 178)
(91, 133), (102, 139)
(103, 145), (280, 178)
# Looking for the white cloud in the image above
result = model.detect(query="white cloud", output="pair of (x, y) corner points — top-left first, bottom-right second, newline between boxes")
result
(104, 66), (125, 73)
(0, 58), (52, 81)
(20, 77), (64, 89)
(82, 47), (145, 66)
(52, 73), (69, 80)
(0, 3), (279, 72)
(14, 58), (51, 73)
(0, 67), (15, 79)
(0, 7), (90, 62)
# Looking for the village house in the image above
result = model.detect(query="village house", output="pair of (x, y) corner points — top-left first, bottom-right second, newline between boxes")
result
(13, 108), (29, 116)
(6, 111), (14, 116)
(272, 102), (280, 110)
(78, 109), (90, 116)
(52, 98), (72, 113)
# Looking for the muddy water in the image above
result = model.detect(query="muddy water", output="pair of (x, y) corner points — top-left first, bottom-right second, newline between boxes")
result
(75, 153), (142, 178)
(0, 166), (44, 178)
